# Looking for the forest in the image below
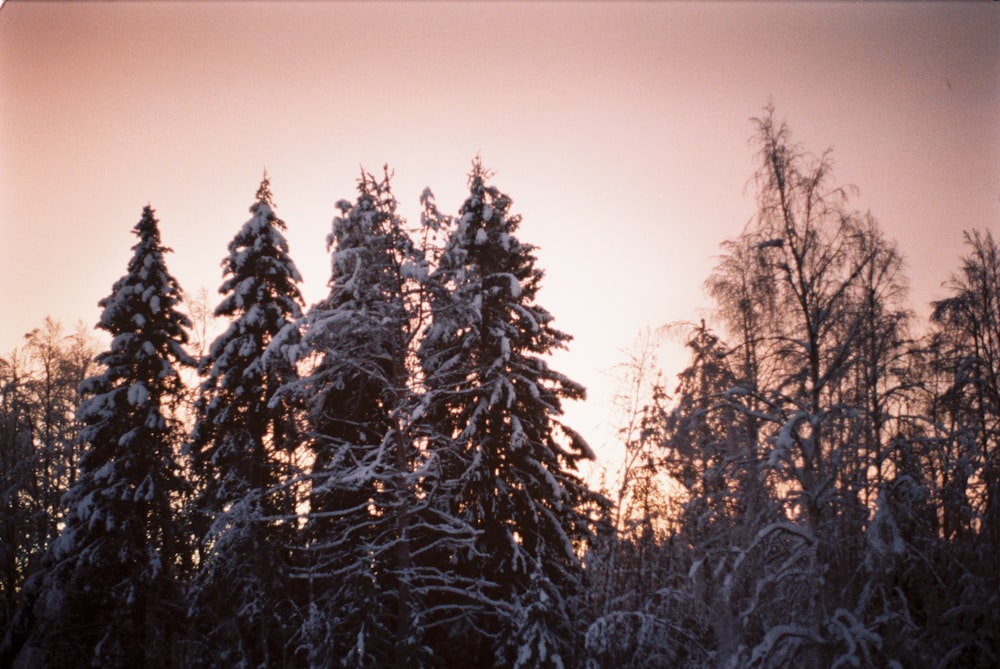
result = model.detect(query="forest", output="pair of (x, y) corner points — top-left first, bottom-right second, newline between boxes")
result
(1, 108), (997, 668)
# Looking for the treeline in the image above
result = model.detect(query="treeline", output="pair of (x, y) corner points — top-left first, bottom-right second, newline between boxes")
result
(1, 108), (997, 668)
(2, 161), (602, 669)
(588, 108), (998, 668)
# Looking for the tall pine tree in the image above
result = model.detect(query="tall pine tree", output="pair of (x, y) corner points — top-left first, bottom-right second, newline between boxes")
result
(185, 175), (305, 668)
(418, 160), (602, 667)
(10, 206), (194, 668)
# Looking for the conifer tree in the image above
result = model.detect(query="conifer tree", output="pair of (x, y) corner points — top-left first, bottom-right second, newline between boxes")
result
(185, 175), (304, 668)
(283, 167), (426, 667)
(13, 206), (194, 668)
(418, 160), (601, 666)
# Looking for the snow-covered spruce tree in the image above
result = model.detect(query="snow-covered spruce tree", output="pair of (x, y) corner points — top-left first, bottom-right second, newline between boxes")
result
(417, 160), (602, 667)
(11, 206), (195, 668)
(282, 167), (428, 667)
(185, 175), (305, 668)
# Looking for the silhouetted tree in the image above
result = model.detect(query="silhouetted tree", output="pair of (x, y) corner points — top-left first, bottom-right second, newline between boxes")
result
(185, 175), (305, 668)
(8, 206), (194, 668)
(598, 106), (922, 668)
(927, 229), (1000, 546)
(0, 348), (35, 643)
(280, 167), (430, 667)
(418, 160), (602, 666)
(0, 320), (97, 644)
(913, 229), (1000, 666)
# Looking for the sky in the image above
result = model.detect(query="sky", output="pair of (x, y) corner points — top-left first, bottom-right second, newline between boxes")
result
(1, 1), (997, 477)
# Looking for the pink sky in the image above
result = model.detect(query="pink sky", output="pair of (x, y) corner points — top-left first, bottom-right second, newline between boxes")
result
(1, 1), (997, 469)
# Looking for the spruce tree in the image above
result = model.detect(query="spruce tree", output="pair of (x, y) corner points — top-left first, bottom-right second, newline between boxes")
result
(185, 175), (304, 668)
(418, 160), (601, 666)
(284, 168), (425, 667)
(13, 206), (194, 668)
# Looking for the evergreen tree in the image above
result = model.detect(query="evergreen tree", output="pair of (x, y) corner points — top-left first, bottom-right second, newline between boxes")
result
(647, 323), (808, 669)
(10, 206), (194, 668)
(185, 175), (305, 668)
(418, 160), (602, 666)
(661, 322), (764, 536)
(283, 167), (427, 667)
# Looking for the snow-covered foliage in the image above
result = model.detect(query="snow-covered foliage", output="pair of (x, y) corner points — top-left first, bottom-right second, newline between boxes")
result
(185, 175), (305, 668)
(187, 174), (303, 520)
(585, 109), (998, 669)
(277, 167), (435, 667)
(3, 146), (996, 669)
(509, 561), (569, 669)
(9, 206), (194, 667)
(417, 159), (603, 665)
